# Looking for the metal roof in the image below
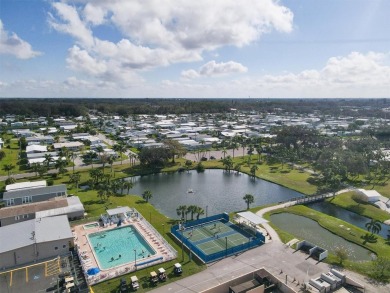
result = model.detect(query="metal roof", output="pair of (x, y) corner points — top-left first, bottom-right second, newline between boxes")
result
(0, 220), (35, 253)
(236, 211), (268, 225)
(35, 197), (84, 218)
(0, 215), (72, 254)
(2, 184), (67, 200)
(35, 215), (73, 243)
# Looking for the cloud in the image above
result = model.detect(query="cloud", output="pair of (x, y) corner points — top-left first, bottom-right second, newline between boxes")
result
(0, 19), (42, 59)
(48, 0), (293, 86)
(2, 51), (390, 98)
(182, 60), (248, 79)
(48, 2), (94, 48)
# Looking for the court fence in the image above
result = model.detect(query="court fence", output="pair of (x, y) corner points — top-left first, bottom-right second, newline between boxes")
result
(171, 213), (265, 263)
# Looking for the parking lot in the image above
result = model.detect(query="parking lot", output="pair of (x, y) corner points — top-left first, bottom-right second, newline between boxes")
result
(0, 258), (61, 293)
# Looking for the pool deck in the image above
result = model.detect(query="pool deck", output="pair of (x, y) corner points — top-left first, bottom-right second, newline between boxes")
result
(72, 217), (175, 285)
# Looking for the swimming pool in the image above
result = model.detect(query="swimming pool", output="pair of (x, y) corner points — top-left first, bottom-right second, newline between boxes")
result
(88, 225), (156, 270)
(83, 222), (99, 230)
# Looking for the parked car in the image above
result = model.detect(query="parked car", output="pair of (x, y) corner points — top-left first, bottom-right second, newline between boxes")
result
(173, 263), (182, 275)
(150, 271), (159, 285)
(120, 278), (128, 292)
(201, 157), (208, 161)
(130, 276), (139, 290)
(158, 268), (167, 282)
(210, 156), (216, 160)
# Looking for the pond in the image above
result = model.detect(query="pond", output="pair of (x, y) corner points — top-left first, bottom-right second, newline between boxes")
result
(270, 213), (374, 261)
(126, 169), (304, 218)
(307, 202), (390, 239)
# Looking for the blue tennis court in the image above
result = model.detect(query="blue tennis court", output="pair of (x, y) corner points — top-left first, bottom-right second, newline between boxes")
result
(171, 213), (265, 263)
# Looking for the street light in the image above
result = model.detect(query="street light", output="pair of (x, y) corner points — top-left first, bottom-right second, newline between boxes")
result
(225, 237), (228, 257)
(206, 205), (208, 218)
(181, 225), (184, 262)
(134, 249), (137, 270)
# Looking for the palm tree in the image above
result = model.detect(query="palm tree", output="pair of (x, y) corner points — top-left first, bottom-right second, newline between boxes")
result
(123, 180), (134, 194)
(187, 205), (197, 221)
(231, 141), (238, 159)
(222, 156), (234, 172)
(44, 154), (54, 169)
(70, 152), (77, 173)
(69, 173), (81, 194)
(243, 193), (254, 210)
(142, 190), (152, 202)
(3, 164), (14, 178)
(176, 205), (187, 221)
(222, 147), (227, 160)
(108, 155), (115, 176)
(234, 163), (241, 175)
(194, 206), (205, 220)
(55, 158), (67, 177)
(31, 163), (40, 176)
(250, 164), (258, 178)
(365, 219), (382, 236)
(113, 143), (127, 165)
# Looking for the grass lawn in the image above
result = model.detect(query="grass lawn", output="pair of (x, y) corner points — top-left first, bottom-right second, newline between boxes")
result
(264, 205), (390, 279)
(328, 192), (390, 222)
(0, 136), (22, 176)
(193, 156), (317, 195)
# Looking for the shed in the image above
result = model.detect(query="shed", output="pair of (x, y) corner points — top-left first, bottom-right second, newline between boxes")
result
(357, 189), (381, 203)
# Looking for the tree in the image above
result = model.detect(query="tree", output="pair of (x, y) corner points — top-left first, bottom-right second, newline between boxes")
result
(108, 155), (115, 176)
(89, 168), (103, 186)
(365, 219), (382, 236)
(176, 205), (187, 221)
(142, 189), (152, 202)
(113, 143), (127, 165)
(3, 164), (14, 178)
(123, 180), (134, 194)
(250, 164), (258, 178)
(243, 193), (254, 210)
(37, 165), (47, 178)
(70, 152), (77, 174)
(55, 158), (67, 177)
(69, 173), (81, 194)
(234, 163), (242, 175)
(187, 205), (198, 221)
(83, 151), (98, 168)
(195, 206), (205, 220)
(334, 246), (349, 265)
(222, 156), (234, 172)
(31, 163), (40, 176)
(372, 257), (390, 278)
(222, 147), (227, 160)
(138, 147), (170, 167)
(0, 150), (5, 161)
(185, 160), (192, 173)
(44, 154), (54, 169)
(163, 139), (186, 163)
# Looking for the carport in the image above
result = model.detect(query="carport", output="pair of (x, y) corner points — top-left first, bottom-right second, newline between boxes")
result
(235, 211), (268, 227)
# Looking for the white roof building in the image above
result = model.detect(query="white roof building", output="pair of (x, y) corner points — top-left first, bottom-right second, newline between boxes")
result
(26, 145), (48, 153)
(6, 180), (47, 192)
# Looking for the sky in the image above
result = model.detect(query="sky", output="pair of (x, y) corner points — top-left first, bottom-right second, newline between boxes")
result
(0, 0), (390, 98)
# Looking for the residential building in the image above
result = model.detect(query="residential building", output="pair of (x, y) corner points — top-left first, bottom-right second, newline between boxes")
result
(2, 184), (67, 207)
